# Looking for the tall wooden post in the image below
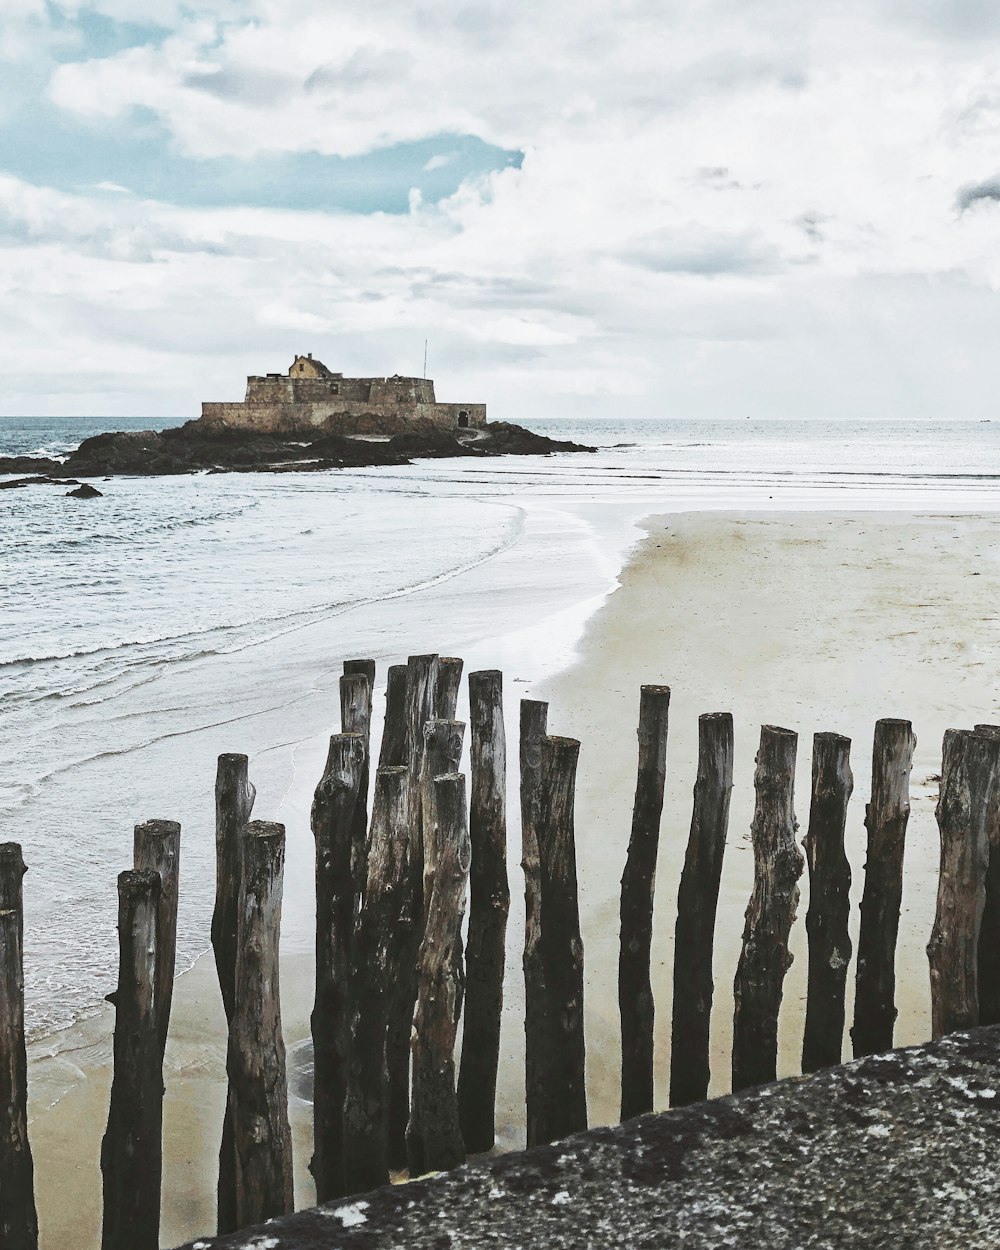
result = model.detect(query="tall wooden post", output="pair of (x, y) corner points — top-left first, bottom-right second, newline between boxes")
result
(851, 718), (915, 1058)
(927, 729), (998, 1037)
(520, 699), (549, 1148)
(619, 684), (670, 1121)
(133, 819), (180, 1056)
(974, 724), (1000, 1025)
(436, 657), (464, 719)
(801, 733), (854, 1073)
(458, 670), (509, 1153)
(408, 773), (471, 1176)
(101, 869), (162, 1250)
(341, 666), (374, 904)
(0, 844), (37, 1250)
(378, 665), (408, 769)
(223, 821), (293, 1232)
(536, 735), (587, 1144)
(310, 733), (365, 1203)
(344, 766), (409, 1195)
(669, 712), (734, 1108)
(386, 653), (439, 1168)
(732, 725), (802, 1093)
(420, 719), (467, 911)
(213, 753), (255, 1230)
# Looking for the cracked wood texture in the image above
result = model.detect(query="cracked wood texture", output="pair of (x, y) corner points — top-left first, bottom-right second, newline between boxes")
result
(408, 773), (472, 1176)
(133, 819), (181, 1058)
(928, 728), (998, 1038)
(0, 844), (37, 1250)
(670, 712), (734, 1108)
(378, 664), (408, 769)
(310, 732), (365, 1202)
(212, 753), (256, 1234)
(852, 718), (915, 1058)
(974, 723), (1000, 1026)
(386, 653), (439, 1169)
(732, 725), (803, 1093)
(341, 664), (375, 904)
(520, 699), (550, 1148)
(101, 869), (162, 1250)
(536, 735), (587, 1144)
(223, 821), (293, 1232)
(344, 766), (409, 1194)
(435, 657), (464, 720)
(802, 733), (853, 1073)
(458, 670), (510, 1152)
(618, 684), (670, 1121)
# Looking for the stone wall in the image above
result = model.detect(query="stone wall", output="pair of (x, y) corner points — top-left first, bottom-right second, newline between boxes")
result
(171, 1026), (1000, 1249)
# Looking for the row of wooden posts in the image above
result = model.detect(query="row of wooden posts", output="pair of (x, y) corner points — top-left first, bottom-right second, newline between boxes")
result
(2, 655), (998, 1250)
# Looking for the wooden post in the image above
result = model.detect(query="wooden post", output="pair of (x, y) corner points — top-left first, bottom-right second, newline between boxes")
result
(801, 733), (854, 1073)
(520, 698), (549, 1148)
(536, 735), (587, 1144)
(927, 728), (998, 1038)
(669, 712), (734, 1108)
(458, 670), (509, 1153)
(420, 719), (466, 912)
(133, 819), (180, 1056)
(975, 724), (1000, 1025)
(619, 684), (670, 1121)
(223, 821), (293, 1232)
(436, 657), (464, 719)
(310, 732), (365, 1203)
(344, 766), (409, 1195)
(407, 773), (471, 1176)
(732, 725), (802, 1093)
(386, 653), (439, 1169)
(341, 671), (373, 910)
(851, 718), (916, 1058)
(213, 753), (256, 1232)
(101, 869), (162, 1250)
(378, 664), (408, 769)
(0, 844), (37, 1250)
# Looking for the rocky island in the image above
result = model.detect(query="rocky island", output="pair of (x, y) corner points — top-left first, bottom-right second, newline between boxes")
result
(0, 355), (593, 487)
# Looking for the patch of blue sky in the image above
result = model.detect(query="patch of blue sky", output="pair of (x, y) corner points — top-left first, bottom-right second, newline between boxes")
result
(0, 98), (523, 213)
(44, 3), (171, 61)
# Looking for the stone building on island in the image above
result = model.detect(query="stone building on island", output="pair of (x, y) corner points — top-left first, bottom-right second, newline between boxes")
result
(197, 354), (487, 437)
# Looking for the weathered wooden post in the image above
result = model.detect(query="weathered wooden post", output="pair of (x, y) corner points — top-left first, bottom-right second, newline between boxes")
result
(408, 773), (471, 1176)
(310, 732), (365, 1203)
(133, 819), (180, 1056)
(223, 821), (293, 1232)
(386, 653), (439, 1168)
(436, 657), (464, 719)
(536, 735), (587, 1144)
(458, 670), (509, 1153)
(420, 719), (467, 906)
(619, 684), (670, 1121)
(976, 723), (1000, 1024)
(101, 869), (162, 1250)
(851, 718), (915, 1058)
(378, 664), (408, 769)
(520, 698), (550, 1148)
(342, 663), (375, 900)
(213, 753), (256, 1231)
(344, 766), (409, 1195)
(732, 725), (802, 1093)
(0, 844), (37, 1250)
(669, 712), (734, 1108)
(801, 733), (853, 1073)
(927, 728), (998, 1038)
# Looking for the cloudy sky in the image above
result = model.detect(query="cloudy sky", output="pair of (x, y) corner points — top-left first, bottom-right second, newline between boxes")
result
(4, 1), (1000, 420)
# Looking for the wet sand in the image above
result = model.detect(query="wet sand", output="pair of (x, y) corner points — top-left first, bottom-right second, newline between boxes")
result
(27, 510), (1000, 1247)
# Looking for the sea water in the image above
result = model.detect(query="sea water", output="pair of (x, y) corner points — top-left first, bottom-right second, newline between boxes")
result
(3, 414), (999, 1040)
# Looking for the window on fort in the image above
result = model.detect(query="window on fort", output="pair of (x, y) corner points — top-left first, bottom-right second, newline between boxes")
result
(299, 364), (305, 372)
(457, 412), (470, 428)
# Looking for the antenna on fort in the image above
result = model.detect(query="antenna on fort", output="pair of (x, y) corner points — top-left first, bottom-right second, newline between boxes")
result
(423, 339), (428, 380)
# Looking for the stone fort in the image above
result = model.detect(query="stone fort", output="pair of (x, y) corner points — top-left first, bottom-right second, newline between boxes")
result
(198, 354), (487, 437)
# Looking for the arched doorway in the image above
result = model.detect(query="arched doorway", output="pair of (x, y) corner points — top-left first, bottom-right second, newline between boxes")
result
(457, 411), (470, 428)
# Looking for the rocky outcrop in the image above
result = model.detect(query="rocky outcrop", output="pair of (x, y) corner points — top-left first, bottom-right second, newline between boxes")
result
(172, 1026), (1000, 1249)
(66, 483), (103, 498)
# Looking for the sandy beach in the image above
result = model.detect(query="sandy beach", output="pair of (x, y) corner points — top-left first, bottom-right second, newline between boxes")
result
(25, 509), (1000, 1248)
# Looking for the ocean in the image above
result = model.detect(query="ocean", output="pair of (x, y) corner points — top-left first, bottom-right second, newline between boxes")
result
(3, 413), (1000, 1042)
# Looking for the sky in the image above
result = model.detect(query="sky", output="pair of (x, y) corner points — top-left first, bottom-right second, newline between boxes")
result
(3, 1), (1000, 420)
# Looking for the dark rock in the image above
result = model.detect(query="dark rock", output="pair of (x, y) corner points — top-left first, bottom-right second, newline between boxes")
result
(66, 483), (103, 498)
(477, 421), (595, 455)
(171, 1025), (1000, 1250)
(387, 430), (480, 459)
(0, 455), (63, 475)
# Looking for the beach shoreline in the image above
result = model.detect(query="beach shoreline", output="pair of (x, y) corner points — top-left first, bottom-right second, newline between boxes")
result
(26, 506), (1000, 1248)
